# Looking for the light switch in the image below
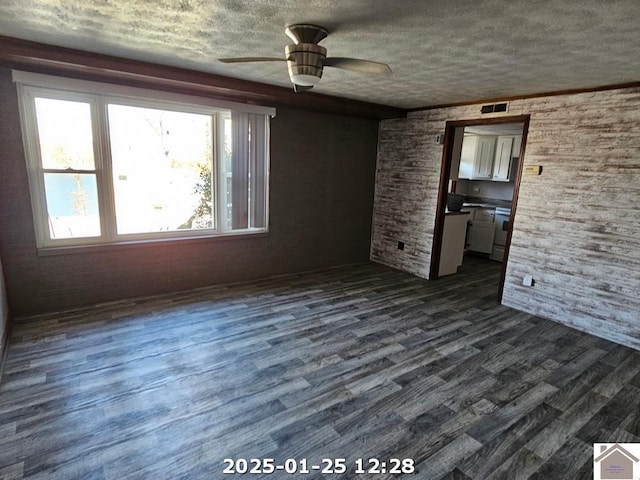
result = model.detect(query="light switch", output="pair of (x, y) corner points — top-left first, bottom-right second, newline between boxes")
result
(522, 274), (534, 287)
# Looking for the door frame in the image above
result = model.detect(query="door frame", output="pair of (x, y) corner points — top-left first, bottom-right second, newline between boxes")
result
(429, 114), (530, 302)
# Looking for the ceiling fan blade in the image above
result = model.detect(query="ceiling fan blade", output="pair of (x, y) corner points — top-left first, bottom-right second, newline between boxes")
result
(324, 57), (392, 75)
(293, 84), (314, 93)
(219, 57), (285, 63)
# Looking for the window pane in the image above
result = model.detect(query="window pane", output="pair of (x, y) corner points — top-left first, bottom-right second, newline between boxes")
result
(35, 98), (95, 170)
(43, 173), (100, 239)
(107, 104), (214, 235)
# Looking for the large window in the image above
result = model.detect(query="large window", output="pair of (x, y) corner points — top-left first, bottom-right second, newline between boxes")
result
(15, 72), (271, 248)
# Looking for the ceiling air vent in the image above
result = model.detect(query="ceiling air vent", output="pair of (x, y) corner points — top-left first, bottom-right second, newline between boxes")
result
(480, 102), (509, 114)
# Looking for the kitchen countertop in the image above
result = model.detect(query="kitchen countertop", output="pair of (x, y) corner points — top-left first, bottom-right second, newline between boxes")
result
(462, 202), (498, 208)
(445, 210), (471, 215)
(463, 197), (512, 209)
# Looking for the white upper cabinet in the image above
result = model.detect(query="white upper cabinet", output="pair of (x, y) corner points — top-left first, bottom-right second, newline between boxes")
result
(458, 135), (477, 179)
(458, 135), (496, 180)
(474, 137), (496, 179)
(492, 136), (514, 181)
(512, 134), (522, 158)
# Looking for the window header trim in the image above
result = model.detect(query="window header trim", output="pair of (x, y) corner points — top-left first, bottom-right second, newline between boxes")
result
(12, 70), (276, 117)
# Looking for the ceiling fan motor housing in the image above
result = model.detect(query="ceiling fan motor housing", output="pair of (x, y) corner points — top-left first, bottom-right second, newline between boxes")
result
(285, 43), (326, 86)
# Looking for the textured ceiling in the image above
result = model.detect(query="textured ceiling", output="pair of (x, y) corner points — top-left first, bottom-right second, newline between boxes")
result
(0, 0), (639, 109)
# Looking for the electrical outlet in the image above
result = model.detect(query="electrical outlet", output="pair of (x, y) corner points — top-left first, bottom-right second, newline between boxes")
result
(522, 274), (534, 287)
(397, 241), (405, 251)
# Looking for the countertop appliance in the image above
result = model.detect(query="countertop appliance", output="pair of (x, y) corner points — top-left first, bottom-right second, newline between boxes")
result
(446, 193), (465, 212)
(490, 207), (511, 261)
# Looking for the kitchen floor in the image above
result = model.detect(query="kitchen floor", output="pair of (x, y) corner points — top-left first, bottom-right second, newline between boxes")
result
(460, 252), (503, 275)
(1, 262), (639, 479)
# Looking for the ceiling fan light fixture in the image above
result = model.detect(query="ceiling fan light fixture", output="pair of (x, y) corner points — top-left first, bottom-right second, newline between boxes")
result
(289, 73), (321, 87)
(285, 43), (326, 88)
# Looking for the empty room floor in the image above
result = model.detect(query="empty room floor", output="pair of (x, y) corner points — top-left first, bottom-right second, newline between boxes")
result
(0, 259), (639, 479)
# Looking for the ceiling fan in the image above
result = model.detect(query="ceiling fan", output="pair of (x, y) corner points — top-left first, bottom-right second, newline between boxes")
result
(219, 24), (392, 92)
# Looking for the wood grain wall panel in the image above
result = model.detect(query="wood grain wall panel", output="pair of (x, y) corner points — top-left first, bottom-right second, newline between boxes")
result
(371, 87), (640, 350)
(371, 115), (453, 277)
(371, 104), (525, 278)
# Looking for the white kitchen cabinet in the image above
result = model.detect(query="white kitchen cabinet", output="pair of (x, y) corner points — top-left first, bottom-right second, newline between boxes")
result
(472, 207), (495, 223)
(492, 136), (514, 181)
(458, 135), (496, 180)
(512, 135), (522, 158)
(467, 207), (495, 253)
(458, 136), (476, 179)
(439, 212), (470, 276)
(468, 222), (495, 253)
(474, 137), (496, 179)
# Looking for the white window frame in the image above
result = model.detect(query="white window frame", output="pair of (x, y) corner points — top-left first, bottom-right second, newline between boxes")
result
(14, 71), (273, 249)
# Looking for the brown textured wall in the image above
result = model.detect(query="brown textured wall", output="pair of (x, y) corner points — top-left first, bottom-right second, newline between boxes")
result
(0, 257), (8, 365)
(0, 68), (379, 315)
(371, 87), (640, 350)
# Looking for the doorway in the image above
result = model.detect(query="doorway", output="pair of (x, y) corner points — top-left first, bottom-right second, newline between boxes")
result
(429, 115), (530, 301)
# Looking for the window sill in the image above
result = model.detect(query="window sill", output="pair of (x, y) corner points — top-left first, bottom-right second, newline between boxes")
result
(37, 231), (269, 256)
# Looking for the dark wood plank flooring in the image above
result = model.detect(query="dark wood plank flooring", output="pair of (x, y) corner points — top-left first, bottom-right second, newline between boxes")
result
(1, 258), (639, 479)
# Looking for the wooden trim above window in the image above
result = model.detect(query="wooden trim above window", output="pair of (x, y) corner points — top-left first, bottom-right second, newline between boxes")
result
(0, 35), (407, 120)
(13, 70), (277, 117)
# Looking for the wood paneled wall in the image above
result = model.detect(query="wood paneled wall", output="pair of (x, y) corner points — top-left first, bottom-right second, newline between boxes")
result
(371, 87), (640, 350)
